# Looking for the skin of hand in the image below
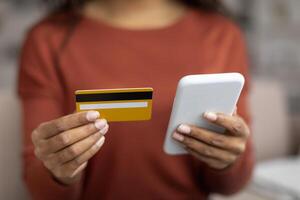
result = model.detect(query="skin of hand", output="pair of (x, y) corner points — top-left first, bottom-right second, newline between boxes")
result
(31, 111), (109, 185)
(172, 109), (250, 170)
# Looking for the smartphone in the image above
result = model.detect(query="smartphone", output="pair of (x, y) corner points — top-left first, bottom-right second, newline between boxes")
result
(164, 73), (245, 155)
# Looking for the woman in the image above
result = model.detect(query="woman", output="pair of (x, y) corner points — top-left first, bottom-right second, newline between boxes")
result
(18, 0), (254, 199)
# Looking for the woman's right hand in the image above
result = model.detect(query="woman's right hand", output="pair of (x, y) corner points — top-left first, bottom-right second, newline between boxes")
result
(31, 111), (109, 185)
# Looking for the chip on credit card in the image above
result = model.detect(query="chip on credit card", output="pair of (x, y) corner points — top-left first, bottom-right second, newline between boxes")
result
(75, 88), (153, 122)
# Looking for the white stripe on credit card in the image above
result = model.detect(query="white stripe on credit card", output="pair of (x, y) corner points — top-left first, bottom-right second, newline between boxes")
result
(79, 102), (148, 110)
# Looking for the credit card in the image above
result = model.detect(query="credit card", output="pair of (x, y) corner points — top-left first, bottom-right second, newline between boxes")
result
(75, 87), (153, 122)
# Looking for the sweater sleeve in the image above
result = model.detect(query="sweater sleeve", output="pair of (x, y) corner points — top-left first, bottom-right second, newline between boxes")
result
(198, 22), (254, 195)
(17, 25), (83, 200)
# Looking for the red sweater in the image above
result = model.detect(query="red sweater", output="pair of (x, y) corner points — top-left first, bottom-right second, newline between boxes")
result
(18, 9), (254, 200)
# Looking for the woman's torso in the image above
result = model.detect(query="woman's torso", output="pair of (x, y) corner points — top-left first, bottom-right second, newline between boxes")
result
(34, 9), (245, 199)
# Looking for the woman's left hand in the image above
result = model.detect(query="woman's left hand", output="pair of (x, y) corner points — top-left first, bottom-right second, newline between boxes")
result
(172, 110), (250, 170)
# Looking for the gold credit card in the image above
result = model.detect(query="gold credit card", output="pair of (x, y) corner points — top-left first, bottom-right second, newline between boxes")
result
(75, 87), (153, 122)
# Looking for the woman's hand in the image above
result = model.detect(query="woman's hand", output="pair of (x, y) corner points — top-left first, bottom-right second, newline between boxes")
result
(172, 110), (250, 170)
(31, 111), (109, 185)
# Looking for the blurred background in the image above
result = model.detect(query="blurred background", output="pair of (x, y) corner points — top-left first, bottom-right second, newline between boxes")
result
(0, 0), (300, 199)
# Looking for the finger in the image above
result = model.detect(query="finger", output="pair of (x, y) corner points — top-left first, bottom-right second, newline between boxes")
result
(186, 148), (229, 170)
(176, 124), (246, 154)
(39, 119), (107, 154)
(203, 112), (250, 137)
(36, 111), (100, 139)
(71, 162), (88, 178)
(59, 136), (105, 178)
(53, 161), (88, 180)
(44, 132), (103, 169)
(233, 106), (237, 115)
(99, 124), (109, 135)
(172, 132), (237, 164)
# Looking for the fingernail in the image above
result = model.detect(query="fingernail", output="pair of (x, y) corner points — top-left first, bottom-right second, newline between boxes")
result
(177, 124), (191, 134)
(99, 124), (109, 135)
(95, 136), (105, 148)
(71, 162), (87, 177)
(94, 119), (107, 130)
(234, 106), (238, 115)
(211, 139), (223, 146)
(204, 112), (218, 121)
(172, 132), (184, 142)
(86, 111), (100, 121)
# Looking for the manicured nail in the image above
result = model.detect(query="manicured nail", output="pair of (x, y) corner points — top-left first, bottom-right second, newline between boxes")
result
(95, 136), (105, 148)
(204, 112), (218, 121)
(172, 132), (184, 142)
(86, 111), (100, 121)
(177, 124), (191, 134)
(94, 119), (107, 130)
(99, 124), (109, 135)
(234, 106), (237, 115)
(71, 162), (87, 177)
(211, 139), (223, 146)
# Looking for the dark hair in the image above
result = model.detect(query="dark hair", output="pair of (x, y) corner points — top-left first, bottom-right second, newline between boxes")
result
(46, 0), (226, 13)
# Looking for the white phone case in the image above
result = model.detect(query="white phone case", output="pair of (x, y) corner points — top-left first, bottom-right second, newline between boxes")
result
(164, 73), (245, 155)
